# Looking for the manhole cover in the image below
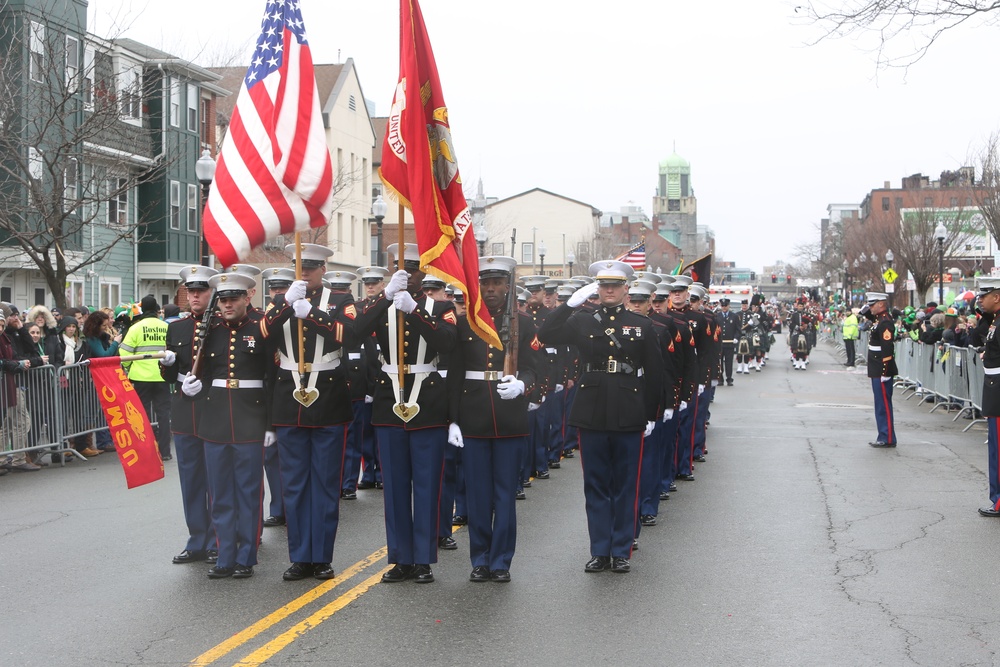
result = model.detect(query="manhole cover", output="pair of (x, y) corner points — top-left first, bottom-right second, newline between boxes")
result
(796, 403), (868, 410)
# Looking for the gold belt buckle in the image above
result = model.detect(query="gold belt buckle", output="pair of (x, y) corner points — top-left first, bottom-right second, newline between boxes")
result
(401, 364), (411, 374)
(302, 363), (312, 373)
(607, 359), (618, 373)
(228, 378), (239, 389)
(484, 371), (501, 381)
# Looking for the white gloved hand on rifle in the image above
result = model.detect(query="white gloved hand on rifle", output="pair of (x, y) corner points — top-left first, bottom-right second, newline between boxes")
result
(384, 270), (409, 299)
(181, 374), (203, 397)
(285, 280), (307, 305)
(496, 375), (525, 400)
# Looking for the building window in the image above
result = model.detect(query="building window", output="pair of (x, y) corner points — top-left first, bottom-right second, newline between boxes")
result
(370, 234), (379, 265)
(337, 212), (343, 245)
(576, 242), (590, 263)
(491, 242), (505, 255)
(200, 98), (210, 146)
(119, 65), (141, 119)
(521, 242), (533, 265)
(65, 36), (79, 93)
(169, 181), (180, 229)
(966, 197), (974, 206)
(924, 197), (933, 207)
(63, 159), (78, 212)
(170, 79), (181, 127)
(187, 84), (198, 131)
(107, 177), (128, 225)
(881, 197), (890, 211)
(950, 197), (959, 207)
(29, 22), (45, 83)
(82, 46), (95, 106)
(187, 184), (198, 232)
(894, 197), (902, 209)
(65, 281), (83, 307)
(100, 281), (121, 310)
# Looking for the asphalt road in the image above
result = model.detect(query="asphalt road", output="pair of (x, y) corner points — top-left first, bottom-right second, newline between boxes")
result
(2, 339), (999, 666)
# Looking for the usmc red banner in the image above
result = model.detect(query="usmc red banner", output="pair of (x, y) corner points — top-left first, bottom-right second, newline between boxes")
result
(379, 0), (500, 350)
(88, 357), (164, 489)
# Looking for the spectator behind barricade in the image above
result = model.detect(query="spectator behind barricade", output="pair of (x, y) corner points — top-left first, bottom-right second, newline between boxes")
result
(4, 304), (42, 365)
(0, 304), (37, 472)
(919, 313), (946, 345)
(26, 324), (50, 366)
(84, 311), (120, 453)
(27, 305), (57, 344)
(163, 304), (182, 323)
(942, 309), (969, 349)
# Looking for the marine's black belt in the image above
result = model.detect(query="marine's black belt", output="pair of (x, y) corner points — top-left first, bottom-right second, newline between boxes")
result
(584, 360), (638, 375)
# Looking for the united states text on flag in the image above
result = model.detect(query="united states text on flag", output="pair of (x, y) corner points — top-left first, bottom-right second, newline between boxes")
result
(203, 0), (333, 269)
(615, 240), (646, 271)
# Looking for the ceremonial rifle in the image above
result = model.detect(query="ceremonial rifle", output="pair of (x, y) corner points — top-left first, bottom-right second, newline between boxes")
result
(189, 289), (219, 379)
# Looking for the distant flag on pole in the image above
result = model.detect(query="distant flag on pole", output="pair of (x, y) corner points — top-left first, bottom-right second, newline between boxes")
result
(682, 253), (713, 286)
(615, 239), (646, 271)
(203, 0), (334, 268)
(379, 0), (500, 349)
(670, 259), (684, 275)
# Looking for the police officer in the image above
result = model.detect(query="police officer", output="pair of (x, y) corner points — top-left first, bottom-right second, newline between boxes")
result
(160, 265), (219, 565)
(538, 260), (663, 574)
(356, 267), (389, 491)
(120, 295), (171, 459)
(261, 244), (357, 581)
(181, 272), (270, 579)
(717, 298), (740, 385)
(842, 306), (860, 367)
(972, 278), (1000, 517)
(447, 256), (538, 582)
(863, 292), (898, 448)
(260, 267), (295, 528)
(354, 243), (458, 584)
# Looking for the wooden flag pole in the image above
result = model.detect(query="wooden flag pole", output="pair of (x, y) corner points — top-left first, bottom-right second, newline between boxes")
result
(396, 203), (407, 411)
(294, 233), (307, 393)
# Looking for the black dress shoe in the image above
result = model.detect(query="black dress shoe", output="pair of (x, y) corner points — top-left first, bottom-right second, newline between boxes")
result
(563, 449), (575, 458)
(381, 564), (415, 583)
(412, 564), (434, 583)
(232, 565), (254, 579)
(659, 491), (670, 501)
(694, 455), (706, 463)
(263, 515), (286, 527)
(490, 569), (511, 583)
(669, 483), (678, 492)
(357, 480), (375, 490)
(172, 549), (207, 564)
(283, 562), (314, 581)
(515, 490), (526, 500)
(452, 514), (467, 526)
(632, 539), (639, 551)
(676, 473), (695, 481)
(341, 489), (357, 499)
(584, 556), (611, 573)
(438, 536), (457, 550)
(469, 566), (490, 582)
(206, 550), (218, 564)
(640, 514), (656, 527)
(161, 453), (173, 461)
(979, 506), (1000, 517)
(727, 380), (734, 386)
(374, 481), (384, 489)
(521, 479), (532, 488)
(869, 441), (897, 448)
(534, 470), (550, 480)
(313, 563), (336, 580)
(549, 461), (561, 469)
(207, 565), (234, 579)
(611, 557), (631, 574)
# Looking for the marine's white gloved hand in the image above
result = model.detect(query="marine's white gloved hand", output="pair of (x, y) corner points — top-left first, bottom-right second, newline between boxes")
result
(644, 421), (655, 437)
(680, 401), (689, 412)
(448, 422), (464, 448)
(881, 376), (893, 383)
(161, 350), (176, 366)
(567, 283), (599, 308)
(711, 379), (719, 388)
(285, 280), (307, 304)
(292, 299), (312, 319)
(528, 402), (541, 411)
(181, 374), (203, 397)
(364, 395), (373, 404)
(697, 384), (705, 395)
(263, 431), (277, 448)
(496, 375), (525, 400)
(554, 383), (564, 394)
(384, 270), (409, 299)
(662, 409), (674, 422)
(393, 291), (418, 314)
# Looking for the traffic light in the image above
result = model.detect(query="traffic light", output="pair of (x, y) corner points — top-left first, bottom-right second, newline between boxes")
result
(786, 274), (792, 283)
(771, 274), (777, 283)
(749, 272), (756, 281)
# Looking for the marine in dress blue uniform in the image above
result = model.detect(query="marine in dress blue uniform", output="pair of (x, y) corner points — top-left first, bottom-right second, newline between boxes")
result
(356, 266), (389, 491)
(864, 292), (898, 448)
(447, 257), (539, 582)
(184, 272), (270, 579)
(972, 278), (1000, 517)
(261, 244), (357, 582)
(161, 265), (219, 566)
(538, 261), (663, 574)
(669, 276), (710, 481)
(354, 244), (458, 584)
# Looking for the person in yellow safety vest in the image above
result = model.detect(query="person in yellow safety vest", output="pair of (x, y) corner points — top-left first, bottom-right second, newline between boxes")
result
(120, 295), (172, 460)
(842, 308), (860, 368)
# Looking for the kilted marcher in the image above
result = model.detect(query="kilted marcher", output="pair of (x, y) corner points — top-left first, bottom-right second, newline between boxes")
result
(538, 260), (663, 574)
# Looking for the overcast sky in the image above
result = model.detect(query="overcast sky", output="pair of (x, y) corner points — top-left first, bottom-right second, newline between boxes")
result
(88, 0), (1000, 271)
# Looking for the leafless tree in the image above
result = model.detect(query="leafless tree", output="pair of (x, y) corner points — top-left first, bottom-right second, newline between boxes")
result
(971, 131), (1000, 249)
(795, 0), (1000, 69)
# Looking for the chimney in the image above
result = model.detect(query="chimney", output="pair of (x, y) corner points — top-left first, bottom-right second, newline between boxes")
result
(622, 215), (631, 242)
(883, 181), (890, 189)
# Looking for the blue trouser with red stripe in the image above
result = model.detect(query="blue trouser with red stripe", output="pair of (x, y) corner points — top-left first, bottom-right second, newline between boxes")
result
(694, 385), (713, 457)
(463, 436), (522, 571)
(871, 377), (896, 445)
(676, 396), (699, 476)
(988, 417), (1000, 510)
(659, 411), (680, 494)
(203, 440), (264, 569)
(578, 428), (643, 559)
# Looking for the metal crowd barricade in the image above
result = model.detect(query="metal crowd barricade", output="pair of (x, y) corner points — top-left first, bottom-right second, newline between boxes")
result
(58, 361), (111, 450)
(0, 363), (81, 465)
(964, 350), (987, 431)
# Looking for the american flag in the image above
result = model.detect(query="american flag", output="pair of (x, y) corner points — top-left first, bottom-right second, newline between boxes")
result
(615, 240), (646, 270)
(203, 0), (334, 269)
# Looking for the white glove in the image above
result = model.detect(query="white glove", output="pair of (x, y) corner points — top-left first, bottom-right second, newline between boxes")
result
(567, 283), (598, 308)
(710, 379), (718, 388)
(364, 395), (374, 404)
(285, 280), (307, 304)
(496, 375), (525, 400)
(554, 383), (564, 393)
(181, 374), (203, 397)
(448, 423), (464, 448)
(697, 384), (705, 395)
(680, 401), (689, 412)
(393, 291), (418, 314)
(384, 270), (409, 299)
(881, 376), (893, 383)
(644, 421), (655, 437)
(263, 431), (277, 448)
(528, 402), (541, 411)
(161, 350), (177, 366)
(662, 409), (674, 422)
(292, 299), (312, 319)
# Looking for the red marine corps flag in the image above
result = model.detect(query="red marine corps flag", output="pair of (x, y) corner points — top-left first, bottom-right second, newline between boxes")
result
(203, 0), (333, 268)
(379, 0), (501, 350)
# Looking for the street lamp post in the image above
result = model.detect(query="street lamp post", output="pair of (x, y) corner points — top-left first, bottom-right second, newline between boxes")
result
(935, 223), (947, 305)
(194, 148), (216, 267)
(371, 194), (388, 266)
(538, 240), (547, 275)
(566, 250), (575, 278)
(842, 259), (849, 305)
(885, 248), (894, 307)
(474, 222), (488, 256)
